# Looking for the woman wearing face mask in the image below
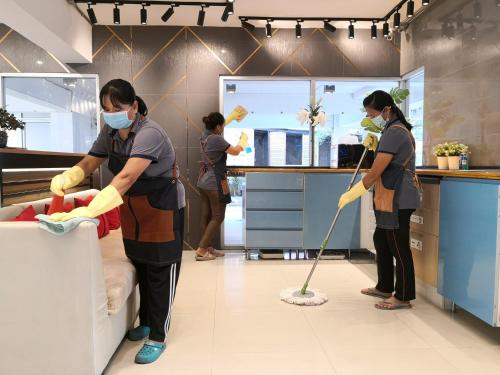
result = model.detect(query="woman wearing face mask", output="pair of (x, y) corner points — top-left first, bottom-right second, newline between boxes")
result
(48, 79), (186, 364)
(195, 112), (247, 261)
(338, 90), (421, 310)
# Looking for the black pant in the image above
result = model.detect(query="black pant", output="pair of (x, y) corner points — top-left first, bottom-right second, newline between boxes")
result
(198, 189), (226, 248)
(373, 209), (416, 301)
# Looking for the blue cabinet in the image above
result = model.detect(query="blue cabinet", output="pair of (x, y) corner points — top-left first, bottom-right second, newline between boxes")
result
(303, 174), (361, 249)
(438, 178), (500, 326)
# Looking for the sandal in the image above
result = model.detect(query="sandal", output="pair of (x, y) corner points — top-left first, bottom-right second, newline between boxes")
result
(195, 252), (216, 261)
(375, 300), (412, 310)
(208, 247), (225, 257)
(361, 288), (392, 299)
(135, 341), (166, 364)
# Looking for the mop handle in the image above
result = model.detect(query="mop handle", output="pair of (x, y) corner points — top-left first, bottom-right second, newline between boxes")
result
(300, 147), (369, 295)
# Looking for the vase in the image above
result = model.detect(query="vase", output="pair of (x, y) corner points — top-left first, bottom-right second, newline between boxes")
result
(448, 156), (460, 170)
(437, 156), (448, 170)
(0, 130), (7, 148)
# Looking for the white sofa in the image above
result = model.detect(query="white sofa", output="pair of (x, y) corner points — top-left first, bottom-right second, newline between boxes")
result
(0, 190), (138, 375)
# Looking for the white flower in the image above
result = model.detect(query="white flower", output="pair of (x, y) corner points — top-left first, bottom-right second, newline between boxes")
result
(296, 109), (310, 126)
(312, 111), (327, 126)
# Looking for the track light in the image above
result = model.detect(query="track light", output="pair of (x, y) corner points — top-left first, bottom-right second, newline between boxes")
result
(456, 13), (464, 30)
(348, 21), (355, 39)
(266, 21), (272, 38)
(470, 25), (478, 41)
(113, 3), (120, 25)
(407, 0), (414, 18)
(393, 11), (400, 29)
(197, 6), (206, 27)
(161, 6), (174, 22)
(221, 3), (233, 21)
(383, 21), (389, 37)
(371, 21), (377, 39)
(295, 21), (302, 39)
(497, 0), (500, 7)
(324, 21), (337, 34)
(422, 0), (430, 5)
(474, 1), (482, 19)
(87, 3), (97, 24)
(241, 19), (255, 31)
(140, 4), (147, 25)
(227, 3), (234, 15)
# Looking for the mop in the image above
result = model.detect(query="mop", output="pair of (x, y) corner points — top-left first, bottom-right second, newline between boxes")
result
(281, 146), (369, 306)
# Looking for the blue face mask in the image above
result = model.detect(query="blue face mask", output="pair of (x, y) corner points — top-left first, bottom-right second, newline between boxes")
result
(103, 110), (133, 129)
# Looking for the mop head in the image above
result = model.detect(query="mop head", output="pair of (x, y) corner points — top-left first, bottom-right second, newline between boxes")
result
(280, 287), (328, 306)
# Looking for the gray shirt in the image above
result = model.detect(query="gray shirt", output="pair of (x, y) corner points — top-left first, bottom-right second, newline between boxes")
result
(89, 117), (186, 208)
(196, 131), (230, 191)
(377, 123), (420, 210)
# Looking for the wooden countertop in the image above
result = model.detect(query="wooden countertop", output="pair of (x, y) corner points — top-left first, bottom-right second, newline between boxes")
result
(229, 167), (500, 180)
(0, 148), (86, 157)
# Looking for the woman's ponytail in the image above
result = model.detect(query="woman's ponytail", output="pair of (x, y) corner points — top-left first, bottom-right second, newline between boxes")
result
(136, 96), (148, 116)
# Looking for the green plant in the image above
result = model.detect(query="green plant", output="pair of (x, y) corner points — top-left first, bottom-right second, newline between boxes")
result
(360, 88), (410, 133)
(432, 142), (469, 157)
(432, 143), (450, 157)
(0, 108), (25, 132)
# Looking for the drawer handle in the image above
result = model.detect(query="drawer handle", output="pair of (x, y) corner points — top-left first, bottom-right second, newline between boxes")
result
(410, 238), (423, 251)
(411, 215), (424, 225)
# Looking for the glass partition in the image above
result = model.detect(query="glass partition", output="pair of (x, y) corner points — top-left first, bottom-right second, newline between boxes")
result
(404, 69), (424, 166)
(1, 74), (99, 153)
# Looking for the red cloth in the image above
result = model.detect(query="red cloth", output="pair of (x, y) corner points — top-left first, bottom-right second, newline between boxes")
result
(44, 202), (74, 215)
(47, 195), (65, 215)
(74, 196), (110, 238)
(12, 205), (38, 222)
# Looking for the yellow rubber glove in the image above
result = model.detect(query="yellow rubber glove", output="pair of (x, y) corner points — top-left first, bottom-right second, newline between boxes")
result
(49, 185), (123, 222)
(225, 105), (248, 125)
(238, 132), (249, 149)
(50, 166), (85, 196)
(338, 180), (368, 209)
(362, 133), (379, 151)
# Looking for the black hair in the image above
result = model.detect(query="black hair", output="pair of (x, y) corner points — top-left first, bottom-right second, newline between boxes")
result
(99, 79), (148, 116)
(202, 112), (225, 131)
(363, 90), (412, 130)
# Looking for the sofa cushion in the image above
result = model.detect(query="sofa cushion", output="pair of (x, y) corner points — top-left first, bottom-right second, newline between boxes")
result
(12, 205), (38, 221)
(99, 229), (136, 315)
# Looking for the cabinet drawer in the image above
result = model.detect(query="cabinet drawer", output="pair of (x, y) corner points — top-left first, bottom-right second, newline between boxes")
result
(420, 182), (440, 211)
(246, 173), (304, 190)
(410, 231), (439, 287)
(410, 208), (439, 236)
(246, 211), (303, 230)
(247, 191), (303, 210)
(245, 230), (303, 248)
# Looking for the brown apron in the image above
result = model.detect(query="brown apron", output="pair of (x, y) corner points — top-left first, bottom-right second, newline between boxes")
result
(373, 122), (422, 229)
(107, 130), (182, 265)
(199, 134), (232, 204)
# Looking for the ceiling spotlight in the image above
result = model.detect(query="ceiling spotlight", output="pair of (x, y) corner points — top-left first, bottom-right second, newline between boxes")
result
(221, 7), (229, 21)
(324, 21), (337, 34)
(470, 25), (478, 40)
(241, 19), (255, 31)
(113, 3), (120, 25)
(161, 5), (175, 23)
(497, 0), (500, 7)
(296, 21), (302, 39)
(140, 4), (147, 25)
(456, 13), (464, 30)
(445, 22), (455, 39)
(324, 85), (335, 94)
(474, 1), (482, 19)
(266, 21), (272, 38)
(407, 0), (415, 18)
(348, 21), (355, 39)
(226, 84), (236, 94)
(393, 11), (401, 29)
(422, 0), (430, 5)
(87, 3), (97, 25)
(197, 6), (206, 27)
(383, 21), (390, 37)
(227, 3), (234, 15)
(371, 21), (377, 39)
(228, 0), (234, 2)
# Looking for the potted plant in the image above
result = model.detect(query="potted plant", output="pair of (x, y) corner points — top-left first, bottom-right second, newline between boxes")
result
(446, 142), (468, 170)
(432, 143), (450, 170)
(297, 98), (327, 165)
(360, 88), (410, 133)
(0, 108), (25, 148)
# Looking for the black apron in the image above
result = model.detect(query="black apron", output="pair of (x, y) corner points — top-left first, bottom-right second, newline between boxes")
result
(107, 130), (182, 266)
(199, 134), (232, 204)
(373, 120), (422, 229)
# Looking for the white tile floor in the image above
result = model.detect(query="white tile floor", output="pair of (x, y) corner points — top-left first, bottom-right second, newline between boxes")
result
(105, 252), (500, 375)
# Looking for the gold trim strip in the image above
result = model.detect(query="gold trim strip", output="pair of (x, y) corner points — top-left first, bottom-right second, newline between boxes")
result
(46, 51), (70, 73)
(148, 75), (187, 113)
(133, 26), (186, 81)
(317, 28), (362, 75)
(183, 240), (195, 250)
(232, 45), (263, 75)
(271, 28), (318, 76)
(0, 29), (13, 46)
(92, 34), (114, 59)
(105, 26), (132, 52)
(187, 27), (233, 74)
(0, 52), (20, 72)
(242, 27), (263, 46)
(292, 57), (311, 76)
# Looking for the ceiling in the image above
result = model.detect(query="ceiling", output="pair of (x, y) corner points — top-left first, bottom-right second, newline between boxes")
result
(76, 0), (426, 28)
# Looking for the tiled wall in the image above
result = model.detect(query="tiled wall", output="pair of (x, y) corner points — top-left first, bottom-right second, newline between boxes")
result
(0, 23), (400, 248)
(401, 0), (500, 166)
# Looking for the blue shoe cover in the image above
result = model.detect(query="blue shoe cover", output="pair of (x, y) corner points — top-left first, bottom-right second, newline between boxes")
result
(135, 341), (166, 364)
(127, 326), (150, 341)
